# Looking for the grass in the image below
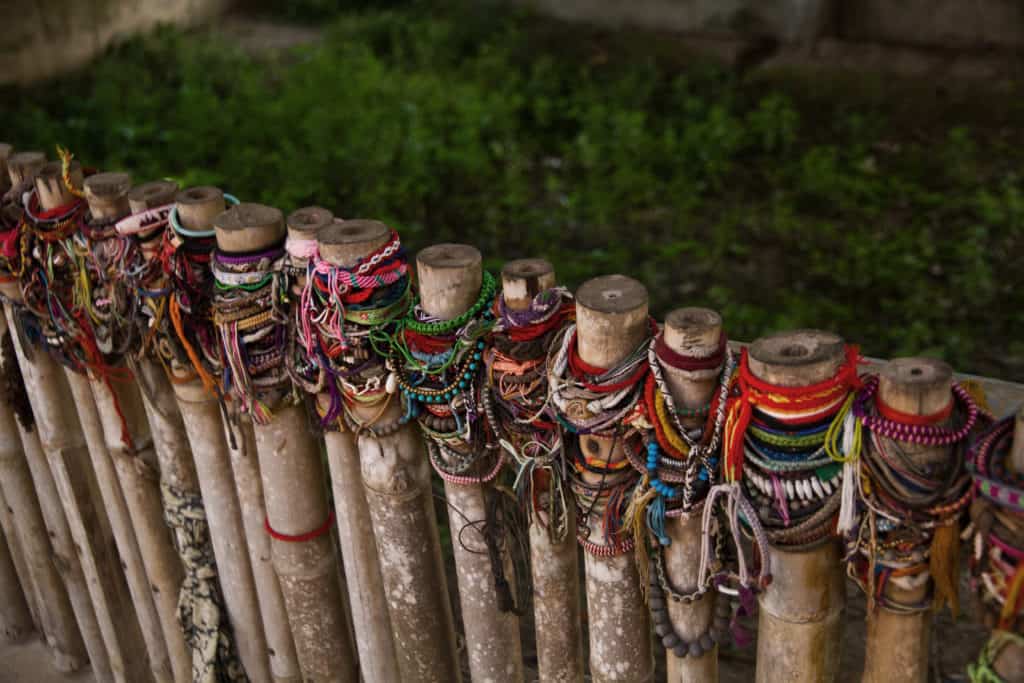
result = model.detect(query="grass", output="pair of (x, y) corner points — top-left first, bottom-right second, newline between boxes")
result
(2, 1), (1022, 380)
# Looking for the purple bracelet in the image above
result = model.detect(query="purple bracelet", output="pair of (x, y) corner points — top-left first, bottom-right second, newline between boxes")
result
(215, 246), (285, 266)
(853, 375), (977, 446)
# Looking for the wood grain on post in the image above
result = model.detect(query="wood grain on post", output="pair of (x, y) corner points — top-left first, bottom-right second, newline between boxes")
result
(575, 274), (655, 683)
(167, 187), (276, 683)
(0, 482), (38, 631)
(315, 218), (401, 683)
(417, 243), (525, 682)
(0, 144), (13, 192)
(502, 258), (584, 683)
(83, 173), (191, 683)
(861, 359), (952, 682)
(6, 151), (45, 187)
(748, 330), (846, 683)
(314, 232), (460, 683)
(0, 520), (32, 642)
(992, 407), (1024, 681)
(22, 162), (155, 683)
(661, 308), (724, 682)
(214, 203), (357, 682)
(0, 318), (86, 668)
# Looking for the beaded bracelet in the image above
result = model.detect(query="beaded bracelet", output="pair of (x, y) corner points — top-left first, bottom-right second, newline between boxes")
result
(854, 375), (978, 446)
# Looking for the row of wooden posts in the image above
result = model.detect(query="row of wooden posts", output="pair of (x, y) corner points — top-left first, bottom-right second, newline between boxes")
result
(0, 142), (1019, 683)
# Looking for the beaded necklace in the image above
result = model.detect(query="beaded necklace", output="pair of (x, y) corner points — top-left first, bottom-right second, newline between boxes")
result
(846, 374), (979, 615)
(722, 345), (863, 552)
(966, 416), (1024, 634)
(548, 321), (652, 556)
(487, 286), (574, 543)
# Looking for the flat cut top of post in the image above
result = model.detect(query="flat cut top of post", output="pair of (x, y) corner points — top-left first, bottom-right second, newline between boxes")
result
(287, 206), (333, 241)
(127, 180), (179, 212)
(416, 243), (483, 320)
(575, 274), (649, 369)
(214, 203), (285, 254)
(7, 151), (45, 185)
(35, 160), (82, 211)
(662, 307), (723, 416)
(175, 186), (225, 233)
(319, 219), (390, 268)
(501, 258), (555, 311)
(877, 357), (953, 416)
(748, 329), (845, 386)
(84, 172), (132, 220)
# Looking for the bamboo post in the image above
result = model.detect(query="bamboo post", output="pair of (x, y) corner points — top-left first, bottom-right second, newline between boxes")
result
(860, 359), (953, 682)
(0, 322), (86, 668)
(501, 258), (584, 683)
(167, 187), (275, 683)
(17, 160), (156, 683)
(312, 218), (401, 682)
(416, 243), (525, 682)
(81, 172), (190, 683)
(991, 407), (1024, 680)
(749, 330), (846, 683)
(333, 239), (461, 682)
(661, 308), (724, 682)
(574, 274), (655, 683)
(213, 202), (357, 682)
(0, 520), (32, 642)
(0, 480), (38, 630)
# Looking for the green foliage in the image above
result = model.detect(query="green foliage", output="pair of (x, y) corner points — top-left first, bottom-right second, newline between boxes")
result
(1, 3), (1022, 378)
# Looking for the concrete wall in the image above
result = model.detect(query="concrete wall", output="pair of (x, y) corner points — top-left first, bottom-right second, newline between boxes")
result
(521, 0), (1024, 50)
(0, 0), (232, 85)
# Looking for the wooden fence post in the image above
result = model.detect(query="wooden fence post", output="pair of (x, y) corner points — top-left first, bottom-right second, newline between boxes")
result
(0, 318), (85, 668)
(990, 407), (1024, 679)
(15, 159), (156, 683)
(81, 172), (190, 683)
(165, 186), (276, 683)
(0, 481), (38, 631)
(861, 359), (960, 682)
(317, 228), (461, 682)
(213, 202), (357, 682)
(0, 520), (32, 642)
(748, 330), (846, 683)
(498, 258), (584, 683)
(311, 218), (401, 682)
(571, 275), (655, 683)
(660, 308), (726, 682)
(415, 243), (525, 682)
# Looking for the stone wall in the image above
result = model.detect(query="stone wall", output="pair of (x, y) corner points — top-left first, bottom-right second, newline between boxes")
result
(0, 0), (232, 85)
(520, 0), (1024, 50)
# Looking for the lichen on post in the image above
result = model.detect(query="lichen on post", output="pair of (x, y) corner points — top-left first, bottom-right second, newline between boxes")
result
(212, 202), (357, 682)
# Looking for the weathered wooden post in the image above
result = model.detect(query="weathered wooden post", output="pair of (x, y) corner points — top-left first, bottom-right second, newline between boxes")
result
(565, 274), (654, 683)
(0, 318), (86, 669)
(309, 218), (401, 682)
(410, 243), (524, 682)
(13, 159), (155, 682)
(165, 187), (277, 683)
(740, 330), (847, 683)
(0, 483), (37, 630)
(81, 172), (190, 683)
(0, 521), (32, 642)
(495, 258), (583, 683)
(309, 225), (459, 682)
(124, 179), (266, 682)
(659, 308), (730, 682)
(212, 202), (357, 682)
(852, 359), (975, 683)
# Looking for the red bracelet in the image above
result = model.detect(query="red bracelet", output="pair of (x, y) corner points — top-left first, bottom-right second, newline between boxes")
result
(265, 512), (335, 543)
